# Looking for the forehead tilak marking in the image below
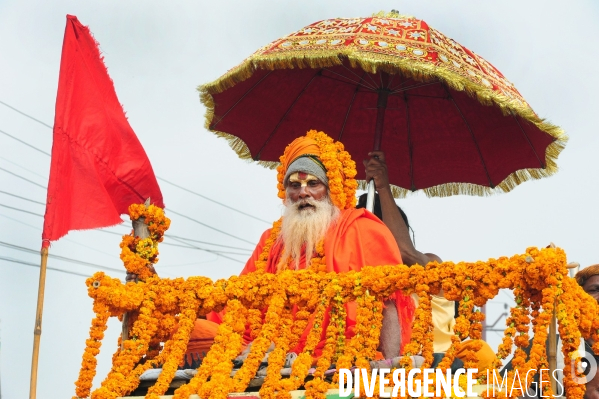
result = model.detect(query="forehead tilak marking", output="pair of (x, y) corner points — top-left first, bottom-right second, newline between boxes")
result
(288, 172), (320, 185)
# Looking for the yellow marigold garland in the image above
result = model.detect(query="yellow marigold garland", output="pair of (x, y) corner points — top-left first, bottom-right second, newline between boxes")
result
(73, 299), (110, 399)
(255, 218), (281, 273)
(200, 299), (246, 399)
(147, 291), (198, 399)
(93, 282), (160, 399)
(76, 246), (596, 399)
(120, 204), (171, 280)
(312, 282), (342, 389)
(279, 293), (328, 394)
(260, 301), (293, 399)
(231, 286), (286, 392)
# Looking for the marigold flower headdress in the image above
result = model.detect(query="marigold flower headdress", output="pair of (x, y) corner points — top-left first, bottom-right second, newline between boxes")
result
(276, 130), (357, 210)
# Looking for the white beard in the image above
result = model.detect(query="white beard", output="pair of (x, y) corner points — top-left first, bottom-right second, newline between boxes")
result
(278, 194), (340, 270)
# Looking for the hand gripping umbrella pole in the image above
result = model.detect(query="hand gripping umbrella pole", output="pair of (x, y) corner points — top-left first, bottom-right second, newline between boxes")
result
(366, 72), (390, 213)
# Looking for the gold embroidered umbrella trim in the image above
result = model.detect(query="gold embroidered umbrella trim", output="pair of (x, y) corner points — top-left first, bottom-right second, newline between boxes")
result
(199, 16), (567, 198)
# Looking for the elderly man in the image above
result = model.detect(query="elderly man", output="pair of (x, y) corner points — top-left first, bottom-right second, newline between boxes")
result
(236, 130), (414, 359)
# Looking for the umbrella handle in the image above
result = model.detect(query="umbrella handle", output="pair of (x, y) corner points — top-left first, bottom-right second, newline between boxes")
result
(366, 72), (390, 214)
(366, 180), (376, 213)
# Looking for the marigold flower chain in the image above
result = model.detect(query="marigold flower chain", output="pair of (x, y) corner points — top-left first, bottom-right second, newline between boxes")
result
(75, 246), (598, 399)
(73, 300), (110, 399)
(120, 204), (171, 280)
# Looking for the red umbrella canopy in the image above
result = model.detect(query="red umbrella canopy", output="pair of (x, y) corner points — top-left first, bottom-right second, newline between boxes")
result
(200, 12), (566, 197)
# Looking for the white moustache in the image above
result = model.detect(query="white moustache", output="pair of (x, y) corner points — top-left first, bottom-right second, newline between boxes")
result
(295, 198), (318, 211)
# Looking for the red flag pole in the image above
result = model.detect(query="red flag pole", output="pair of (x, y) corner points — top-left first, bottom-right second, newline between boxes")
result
(29, 243), (49, 399)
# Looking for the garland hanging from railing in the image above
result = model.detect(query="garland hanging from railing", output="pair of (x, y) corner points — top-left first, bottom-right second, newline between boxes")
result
(72, 205), (599, 399)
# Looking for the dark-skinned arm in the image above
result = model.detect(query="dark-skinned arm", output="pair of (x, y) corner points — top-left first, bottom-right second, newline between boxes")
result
(363, 151), (441, 267)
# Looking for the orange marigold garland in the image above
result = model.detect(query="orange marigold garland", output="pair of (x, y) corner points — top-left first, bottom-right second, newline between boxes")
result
(415, 283), (435, 368)
(231, 286), (286, 392)
(94, 283), (160, 399)
(147, 291), (198, 399)
(199, 299), (247, 399)
(400, 266), (428, 370)
(557, 279), (586, 399)
(310, 279), (342, 392)
(73, 298), (111, 399)
(76, 246), (597, 399)
(260, 302), (294, 399)
(120, 203), (170, 280)
(308, 240), (327, 273)
(255, 218), (281, 273)
(279, 293), (328, 394)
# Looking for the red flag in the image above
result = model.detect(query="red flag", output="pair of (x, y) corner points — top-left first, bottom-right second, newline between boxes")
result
(42, 15), (165, 243)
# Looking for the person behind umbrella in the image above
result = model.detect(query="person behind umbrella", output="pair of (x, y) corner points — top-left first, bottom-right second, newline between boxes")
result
(361, 151), (495, 371)
(234, 130), (415, 359)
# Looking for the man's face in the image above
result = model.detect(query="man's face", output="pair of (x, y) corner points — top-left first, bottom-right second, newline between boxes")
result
(583, 275), (599, 303)
(286, 172), (328, 208)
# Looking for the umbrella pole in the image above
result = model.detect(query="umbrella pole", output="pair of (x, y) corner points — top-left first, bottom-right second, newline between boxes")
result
(366, 72), (390, 213)
(29, 245), (49, 399)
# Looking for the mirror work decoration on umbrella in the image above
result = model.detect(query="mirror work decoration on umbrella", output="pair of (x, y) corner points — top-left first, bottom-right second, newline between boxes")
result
(200, 11), (567, 198)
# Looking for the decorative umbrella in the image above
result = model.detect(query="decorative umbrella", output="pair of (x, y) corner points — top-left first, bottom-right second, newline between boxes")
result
(200, 11), (566, 199)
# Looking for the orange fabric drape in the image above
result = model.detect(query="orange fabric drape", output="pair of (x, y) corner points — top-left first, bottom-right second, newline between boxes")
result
(238, 208), (415, 356)
(280, 136), (321, 172)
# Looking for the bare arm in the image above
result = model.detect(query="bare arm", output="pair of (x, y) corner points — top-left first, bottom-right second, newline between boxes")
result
(363, 151), (441, 267)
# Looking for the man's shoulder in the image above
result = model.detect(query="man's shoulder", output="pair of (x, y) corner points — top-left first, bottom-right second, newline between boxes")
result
(333, 208), (389, 239)
(340, 208), (385, 227)
(327, 208), (402, 266)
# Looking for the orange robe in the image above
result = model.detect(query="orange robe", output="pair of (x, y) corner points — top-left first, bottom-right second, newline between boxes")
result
(208, 208), (415, 356)
(181, 319), (220, 366)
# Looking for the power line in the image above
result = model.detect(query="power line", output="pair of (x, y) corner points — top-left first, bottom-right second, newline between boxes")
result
(0, 109), (267, 227)
(163, 239), (249, 255)
(158, 177), (270, 225)
(0, 101), (270, 227)
(0, 100), (54, 129)
(0, 240), (125, 274)
(92, 210), (255, 250)
(96, 225), (251, 256)
(0, 102), (259, 245)
(0, 147), (256, 245)
(0, 155), (48, 179)
(167, 235), (243, 264)
(166, 209), (255, 245)
(0, 190), (45, 205)
(0, 166), (47, 189)
(0, 203), (43, 217)
(0, 211), (121, 260)
(167, 234), (253, 251)
(0, 201), (253, 258)
(0, 101), (271, 228)
(0, 256), (92, 278)
(0, 128), (51, 156)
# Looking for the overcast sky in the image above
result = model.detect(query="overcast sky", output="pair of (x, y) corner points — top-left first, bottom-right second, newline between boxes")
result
(0, 1), (598, 398)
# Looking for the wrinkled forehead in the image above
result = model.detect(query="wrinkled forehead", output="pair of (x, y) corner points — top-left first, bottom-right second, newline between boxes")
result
(288, 172), (322, 184)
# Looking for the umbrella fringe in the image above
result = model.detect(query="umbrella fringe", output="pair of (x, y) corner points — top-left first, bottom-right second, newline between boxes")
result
(355, 135), (565, 198)
(199, 48), (568, 198)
